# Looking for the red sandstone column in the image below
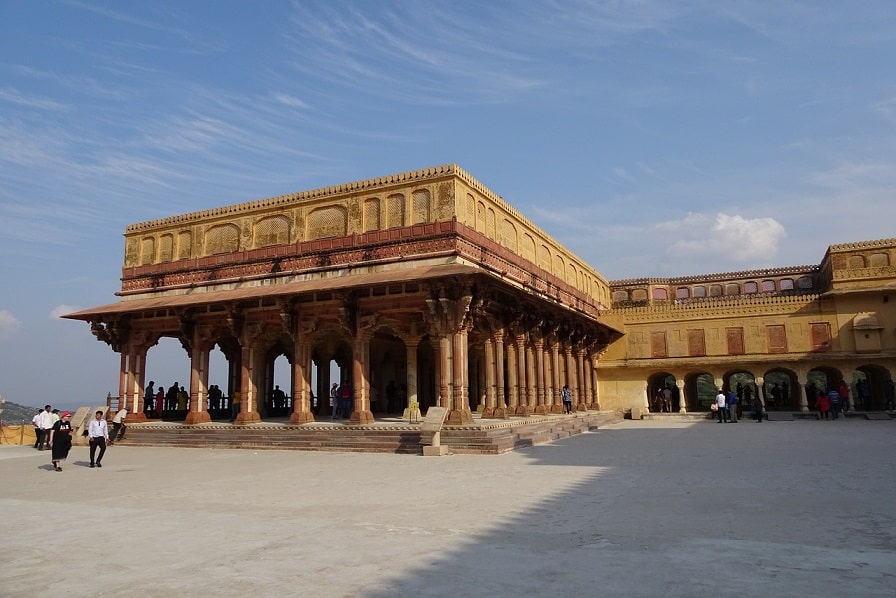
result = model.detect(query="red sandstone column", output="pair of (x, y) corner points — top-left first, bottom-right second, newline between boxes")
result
(534, 337), (548, 415)
(236, 344), (261, 424)
(185, 345), (211, 424)
(448, 327), (473, 424)
(438, 334), (451, 410)
(289, 329), (314, 424)
(350, 332), (374, 424)
(564, 345), (577, 411)
(550, 339), (563, 413)
(506, 341), (518, 414)
(403, 338), (420, 419)
(576, 347), (587, 412)
(493, 330), (508, 418)
(515, 333), (529, 416)
(481, 337), (496, 418)
(525, 341), (536, 414)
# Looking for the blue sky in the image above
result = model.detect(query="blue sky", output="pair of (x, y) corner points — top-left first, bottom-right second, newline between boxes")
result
(1, 1), (895, 411)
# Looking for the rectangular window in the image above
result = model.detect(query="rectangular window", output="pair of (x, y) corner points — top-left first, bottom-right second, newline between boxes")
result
(767, 325), (788, 353)
(687, 329), (706, 357)
(650, 331), (667, 358)
(726, 327), (745, 355)
(810, 322), (831, 351)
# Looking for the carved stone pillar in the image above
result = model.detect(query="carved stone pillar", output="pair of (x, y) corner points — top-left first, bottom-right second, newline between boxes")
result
(350, 329), (374, 424)
(438, 334), (451, 409)
(575, 346), (587, 412)
(402, 338), (420, 419)
(755, 376), (766, 413)
(289, 325), (314, 424)
(525, 339), (536, 414)
(550, 338), (564, 414)
(676, 378), (686, 413)
(564, 345), (576, 408)
(481, 336), (497, 418)
(185, 344), (211, 425)
(448, 326), (473, 424)
(493, 330), (509, 419)
(236, 340), (261, 424)
(583, 351), (595, 410)
(797, 380), (809, 413)
(533, 335), (548, 415)
(514, 332), (530, 416)
(841, 369), (856, 411)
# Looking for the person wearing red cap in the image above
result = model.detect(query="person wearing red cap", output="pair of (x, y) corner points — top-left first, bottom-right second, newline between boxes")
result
(48, 411), (73, 471)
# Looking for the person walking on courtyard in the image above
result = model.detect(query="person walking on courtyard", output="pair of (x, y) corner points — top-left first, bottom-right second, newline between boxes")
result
(753, 394), (764, 422)
(48, 411), (73, 471)
(827, 387), (841, 420)
(88, 410), (109, 468)
(110, 404), (127, 444)
(37, 404), (54, 450)
(32, 409), (42, 449)
(715, 388), (729, 423)
(885, 379), (896, 411)
(816, 390), (830, 420)
(561, 384), (573, 414)
(837, 379), (850, 413)
(727, 389), (738, 423)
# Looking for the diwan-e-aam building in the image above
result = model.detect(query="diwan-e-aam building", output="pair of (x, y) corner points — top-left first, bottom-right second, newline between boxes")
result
(65, 165), (896, 435)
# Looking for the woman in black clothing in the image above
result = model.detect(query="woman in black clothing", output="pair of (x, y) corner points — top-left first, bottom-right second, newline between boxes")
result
(48, 411), (73, 471)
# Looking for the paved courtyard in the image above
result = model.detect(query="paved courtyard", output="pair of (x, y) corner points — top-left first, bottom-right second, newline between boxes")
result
(1, 418), (894, 597)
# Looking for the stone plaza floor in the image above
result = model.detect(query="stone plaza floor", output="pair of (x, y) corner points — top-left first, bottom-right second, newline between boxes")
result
(1, 417), (894, 597)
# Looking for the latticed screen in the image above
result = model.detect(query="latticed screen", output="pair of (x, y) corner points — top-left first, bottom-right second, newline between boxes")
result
(307, 206), (347, 240)
(687, 329), (706, 356)
(364, 198), (380, 232)
(412, 189), (431, 224)
(385, 194), (405, 228)
(254, 215), (290, 247)
(767, 325), (787, 353)
(178, 231), (192, 259)
(727, 327), (745, 355)
(140, 237), (155, 265)
(650, 331), (667, 358)
(158, 234), (174, 262)
(810, 322), (831, 351)
(205, 224), (240, 255)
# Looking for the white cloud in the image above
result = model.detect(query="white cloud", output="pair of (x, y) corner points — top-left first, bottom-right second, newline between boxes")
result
(50, 305), (80, 319)
(0, 310), (22, 340)
(661, 212), (787, 265)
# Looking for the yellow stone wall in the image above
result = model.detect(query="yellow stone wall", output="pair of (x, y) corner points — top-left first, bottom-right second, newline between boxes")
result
(122, 164), (612, 308)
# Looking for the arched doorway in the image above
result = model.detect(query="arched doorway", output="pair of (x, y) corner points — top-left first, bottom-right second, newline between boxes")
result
(760, 369), (797, 411)
(724, 370), (757, 417)
(805, 366), (843, 411)
(647, 372), (677, 412)
(685, 372), (716, 411)
(369, 329), (407, 415)
(855, 365), (890, 411)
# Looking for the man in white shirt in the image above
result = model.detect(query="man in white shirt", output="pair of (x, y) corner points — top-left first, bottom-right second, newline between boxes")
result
(37, 405), (54, 450)
(87, 410), (110, 468)
(110, 406), (128, 444)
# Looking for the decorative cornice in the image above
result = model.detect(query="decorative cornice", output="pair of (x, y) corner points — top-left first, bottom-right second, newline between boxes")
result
(610, 265), (818, 287)
(827, 237), (896, 253)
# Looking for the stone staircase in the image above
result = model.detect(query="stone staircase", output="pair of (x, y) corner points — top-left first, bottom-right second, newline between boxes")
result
(119, 412), (622, 455)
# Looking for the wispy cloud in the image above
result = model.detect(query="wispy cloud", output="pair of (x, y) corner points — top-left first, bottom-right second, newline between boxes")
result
(660, 212), (787, 264)
(0, 310), (22, 341)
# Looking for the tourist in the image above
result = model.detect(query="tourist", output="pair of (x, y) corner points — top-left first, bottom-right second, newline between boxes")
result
(857, 379), (872, 411)
(330, 383), (339, 419)
(726, 389), (738, 423)
(715, 388), (729, 423)
(31, 409), (42, 449)
(144, 380), (155, 414)
(48, 411), (73, 471)
(653, 387), (665, 413)
(154, 387), (165, 418)
(37, 404), (54, 450)
(177, 385), (188, 411)
(166, 382), (180, 412)
(827, 387), (841, 420)
(560, 384), (572, 414)
(837, 379), (850, 413)
(88, 410), (109, 468)
(816, 390), (830, 420)
(339, 384), (353, 419)
(753, 394), (764, 422)
(110, 403), (128, 444)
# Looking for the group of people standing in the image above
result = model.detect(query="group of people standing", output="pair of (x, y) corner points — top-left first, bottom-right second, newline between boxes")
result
(142, 380), (189, 417)
(714, 388), (765, 423)
(31, 404), (125, 471)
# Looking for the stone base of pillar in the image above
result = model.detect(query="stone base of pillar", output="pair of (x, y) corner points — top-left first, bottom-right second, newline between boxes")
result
(289, 411), (315, 424)
(678, 407), (688, 414)
(447, 408), (473, 425)
(576, 403), (587, 412)
(550, 404), (565, 414)
(492, 407), (511, 419)
(534, 405), (550, 415)
(350, 410), (374, 425)
(401, 407), (423, 422)
(184, 411), (211, 425)
(514, 405), (531, 417)
(480, 407), (495, 418)
(235, 412), (261, 424)
(130, 412), (149, 422)
(591, 402), (601, 411)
